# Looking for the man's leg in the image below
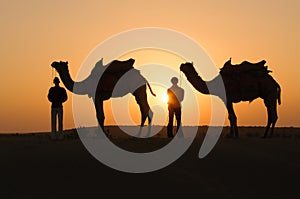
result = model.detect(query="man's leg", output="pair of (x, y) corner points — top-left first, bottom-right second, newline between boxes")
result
(167, 107), (174, 137)
(57, 108), (64, 140)
(175, 108), (183, 137)
(51, 108), (57, 140)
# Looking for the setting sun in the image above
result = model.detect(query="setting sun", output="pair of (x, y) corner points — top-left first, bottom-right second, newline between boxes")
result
(161, 93), (169, 104)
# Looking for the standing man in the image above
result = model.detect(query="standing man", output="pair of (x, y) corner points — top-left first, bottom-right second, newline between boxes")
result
(48, 77), (68, 140)
(167, 77), (184, 138)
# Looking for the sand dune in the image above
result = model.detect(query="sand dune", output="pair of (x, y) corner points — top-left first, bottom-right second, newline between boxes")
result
(0, 126), (299, 198)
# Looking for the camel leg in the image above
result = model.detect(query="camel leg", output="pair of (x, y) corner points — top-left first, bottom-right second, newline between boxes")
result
(262, 121), (271, 139)
(146, 109), (153, 136)
(139, 100), (151, 137)
(95, 99), (105, 131)
(136, 105), (148, 138)
(270, 99), (278, 138)
(269, 122), (276, 137)
(133, 85), (152, 137)
(263, 98), (278, 138)
(140, 106), (149, 127)
(227, 103), (239, 138)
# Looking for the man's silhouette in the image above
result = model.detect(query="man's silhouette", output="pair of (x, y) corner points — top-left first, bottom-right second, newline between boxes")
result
(48, 77), (68, 140)
(167, 77), (184, 138)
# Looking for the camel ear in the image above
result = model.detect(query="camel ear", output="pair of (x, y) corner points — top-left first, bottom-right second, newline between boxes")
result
(95, 58), (104, 68)
(191, 61), (194, 65)
(66, 61), (68, 65)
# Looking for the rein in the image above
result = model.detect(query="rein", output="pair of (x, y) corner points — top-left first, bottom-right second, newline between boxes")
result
(179, 70), (183, 88)
(52, 68), (57, 79)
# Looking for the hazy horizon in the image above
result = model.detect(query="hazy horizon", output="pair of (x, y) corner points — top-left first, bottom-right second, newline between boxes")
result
(1, 125), (299, 135)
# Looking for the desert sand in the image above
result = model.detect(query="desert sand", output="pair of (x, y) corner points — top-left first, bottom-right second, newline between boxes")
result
(0, 126), (299, 199)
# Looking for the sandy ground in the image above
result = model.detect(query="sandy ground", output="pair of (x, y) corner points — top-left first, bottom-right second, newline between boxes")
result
(0, 126), (299, 199)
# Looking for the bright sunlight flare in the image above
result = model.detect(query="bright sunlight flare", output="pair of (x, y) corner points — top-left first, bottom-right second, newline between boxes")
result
(161, 93), (169, 104)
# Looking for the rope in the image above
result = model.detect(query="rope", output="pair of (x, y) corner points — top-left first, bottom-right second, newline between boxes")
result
(179, 70), (183, 88)
(52, 68), (57, 79)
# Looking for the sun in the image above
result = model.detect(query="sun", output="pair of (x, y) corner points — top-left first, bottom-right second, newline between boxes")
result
(161, 93), (169, 103)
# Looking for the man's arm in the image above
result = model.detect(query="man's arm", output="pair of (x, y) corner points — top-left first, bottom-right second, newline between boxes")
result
(177, 88), (184, 102)
(62, 88), (68, 103)
(47, 88), (53, 102)
(181, 89), (184, 101)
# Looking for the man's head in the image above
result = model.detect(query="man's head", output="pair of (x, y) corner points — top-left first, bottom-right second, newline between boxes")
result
(53, 77), (60, 85)
(171, 77), (178, 85)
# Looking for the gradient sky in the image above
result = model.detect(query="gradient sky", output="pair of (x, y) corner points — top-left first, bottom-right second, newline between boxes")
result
(0, 0), (299, 133)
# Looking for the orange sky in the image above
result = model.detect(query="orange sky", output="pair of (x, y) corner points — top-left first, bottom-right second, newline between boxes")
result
(0, 0), (299, 133)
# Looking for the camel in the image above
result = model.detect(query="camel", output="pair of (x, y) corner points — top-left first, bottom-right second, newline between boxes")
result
(51, 58), (156, 133)
(180, 58), (281, 138)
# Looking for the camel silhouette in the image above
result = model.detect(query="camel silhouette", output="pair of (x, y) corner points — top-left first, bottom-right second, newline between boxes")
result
(51, 58), (156, 133)
(180, 58), (281, 138)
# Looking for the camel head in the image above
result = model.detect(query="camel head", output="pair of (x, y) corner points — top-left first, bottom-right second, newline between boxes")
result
(180, 62), (196, 74)
(51, 61), (69, 74)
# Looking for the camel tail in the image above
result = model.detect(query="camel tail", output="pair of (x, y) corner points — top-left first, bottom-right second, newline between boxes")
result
(276, 83), (281, 105)
(146, 82), (156, 97)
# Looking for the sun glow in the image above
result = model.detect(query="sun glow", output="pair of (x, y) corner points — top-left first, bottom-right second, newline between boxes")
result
(161, 93), (169, 104)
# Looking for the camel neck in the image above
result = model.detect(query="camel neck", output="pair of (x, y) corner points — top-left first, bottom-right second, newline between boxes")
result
(183, 69), (209, 94)
(57, 69), (75, 92)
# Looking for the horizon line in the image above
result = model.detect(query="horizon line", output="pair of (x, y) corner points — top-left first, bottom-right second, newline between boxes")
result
(1, 125), (299, 135)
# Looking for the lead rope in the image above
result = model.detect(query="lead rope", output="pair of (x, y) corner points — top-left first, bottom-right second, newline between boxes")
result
(52, 68), (54, 79)
(52, 68), (57, 79)
(179, 70), (183, 133)
(179, 70), (183, 88)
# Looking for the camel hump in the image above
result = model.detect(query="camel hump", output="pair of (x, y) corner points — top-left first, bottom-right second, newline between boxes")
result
(99, 59), (137, 91)
(241, 60), (266, 67)
(105, 58), (135, 74)
(220, 59), (271, 75)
